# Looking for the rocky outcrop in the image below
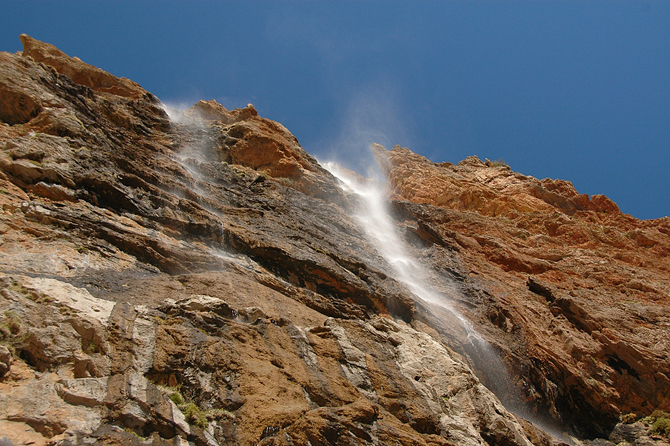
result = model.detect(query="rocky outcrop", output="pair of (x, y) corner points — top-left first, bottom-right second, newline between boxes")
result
(377, 144), (623, 217)
(19, 34), (148, 100)
(0, 270), (545, 446)
(375, 144), (670, 437)
(0, 34), (667, 446)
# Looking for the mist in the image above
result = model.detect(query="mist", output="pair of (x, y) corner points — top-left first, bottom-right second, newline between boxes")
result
(313, 85), (411, 181)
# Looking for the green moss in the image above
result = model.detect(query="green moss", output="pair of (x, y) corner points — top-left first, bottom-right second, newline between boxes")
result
(124, 428), (146, 440)
(621, 413), (637, 424)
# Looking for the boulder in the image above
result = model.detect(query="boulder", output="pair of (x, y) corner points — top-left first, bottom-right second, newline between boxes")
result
(0, 346), (12, 377)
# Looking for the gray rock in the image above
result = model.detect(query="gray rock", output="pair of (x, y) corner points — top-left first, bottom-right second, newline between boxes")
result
(239, 306), (267, 323)
(583, 438), (616, 446)
(609, 422), (647, 444)
(0, 345), (12, 377)
(56, 377), (109, 407)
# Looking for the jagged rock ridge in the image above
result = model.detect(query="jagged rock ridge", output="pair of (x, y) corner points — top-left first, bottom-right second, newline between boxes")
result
(0, 35), (668, 446)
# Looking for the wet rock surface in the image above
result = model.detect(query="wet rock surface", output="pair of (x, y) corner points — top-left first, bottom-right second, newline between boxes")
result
(0, 35), (667, 446)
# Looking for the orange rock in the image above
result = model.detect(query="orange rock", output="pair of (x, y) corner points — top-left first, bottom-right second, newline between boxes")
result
(20, 34), (147, 99)
(373, 142), (670, 430)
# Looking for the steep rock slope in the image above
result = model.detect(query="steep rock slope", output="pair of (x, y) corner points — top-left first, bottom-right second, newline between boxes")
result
(373, 144), (670, 436)
(0, 35), (667, 446)
(0, 36), (556, 446)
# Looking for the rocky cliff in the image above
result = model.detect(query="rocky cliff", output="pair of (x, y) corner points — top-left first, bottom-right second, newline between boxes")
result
(0, 35), (668, 446)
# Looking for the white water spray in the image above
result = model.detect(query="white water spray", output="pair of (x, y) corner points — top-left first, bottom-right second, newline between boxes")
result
(322, 157), (571, 438)
(323, 161), (482, 341)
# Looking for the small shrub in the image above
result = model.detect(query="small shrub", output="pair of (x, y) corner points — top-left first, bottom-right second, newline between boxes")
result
(490, 158), (508, 168)
(621, 413), (637, 424)
(182, 403), (208, 429)
(169, 391), (185, 406)
(651, 410), (670, 419)
(161, 384), (231, 429)
(651, 417), (670, 437)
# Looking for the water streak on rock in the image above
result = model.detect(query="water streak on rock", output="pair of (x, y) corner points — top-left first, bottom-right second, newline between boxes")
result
(324, 153), (566, 441)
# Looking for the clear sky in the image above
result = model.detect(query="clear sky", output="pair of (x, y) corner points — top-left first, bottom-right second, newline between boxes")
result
(2, 1), (669, 219)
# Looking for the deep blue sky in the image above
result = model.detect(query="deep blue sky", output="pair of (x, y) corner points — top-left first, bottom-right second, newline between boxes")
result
(2, 1), (669, 219)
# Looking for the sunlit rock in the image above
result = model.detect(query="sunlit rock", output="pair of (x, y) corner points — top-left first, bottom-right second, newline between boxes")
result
(0, 35), (667, 446)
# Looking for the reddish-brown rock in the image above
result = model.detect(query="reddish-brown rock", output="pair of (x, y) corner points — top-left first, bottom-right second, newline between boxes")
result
(1, 34), (667, 446)
(187, 99), (258, 124)
(374, 143), (670, 436)
(0, 36), (560, 446)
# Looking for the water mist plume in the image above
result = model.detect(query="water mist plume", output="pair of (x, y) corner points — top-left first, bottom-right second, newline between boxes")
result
(322, 144), (571, 443)
(316, 85), (409, 181)
(323, 158), (481, 343)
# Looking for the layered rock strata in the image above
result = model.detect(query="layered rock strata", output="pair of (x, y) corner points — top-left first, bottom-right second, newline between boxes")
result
(0, 35), (667, 446)
(374, 144), (670, 437)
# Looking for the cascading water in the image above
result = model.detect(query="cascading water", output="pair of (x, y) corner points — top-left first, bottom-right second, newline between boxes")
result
(322, 156), (569, 441)
(159, 102), (245, 265)
(323, 163), (475, 329)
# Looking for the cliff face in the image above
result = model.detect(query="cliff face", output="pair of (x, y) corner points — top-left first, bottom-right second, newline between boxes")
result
(375, 145), (670, 426)
(0, 36), (668, 446)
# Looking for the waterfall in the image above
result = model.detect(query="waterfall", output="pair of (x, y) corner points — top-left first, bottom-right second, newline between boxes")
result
(322, 157), (568, 441)
(323, 163), (476, 331)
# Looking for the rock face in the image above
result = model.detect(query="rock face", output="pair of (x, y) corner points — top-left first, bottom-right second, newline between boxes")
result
(375, 144), (670, 436)
(19, 34), (148, 100)
(0, 35), (667, 446)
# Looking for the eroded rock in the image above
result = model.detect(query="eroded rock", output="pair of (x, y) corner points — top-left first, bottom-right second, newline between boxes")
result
(0, 35), (666, 446)
(374, 143), (670, 437)
(20, 34), (148, 100)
